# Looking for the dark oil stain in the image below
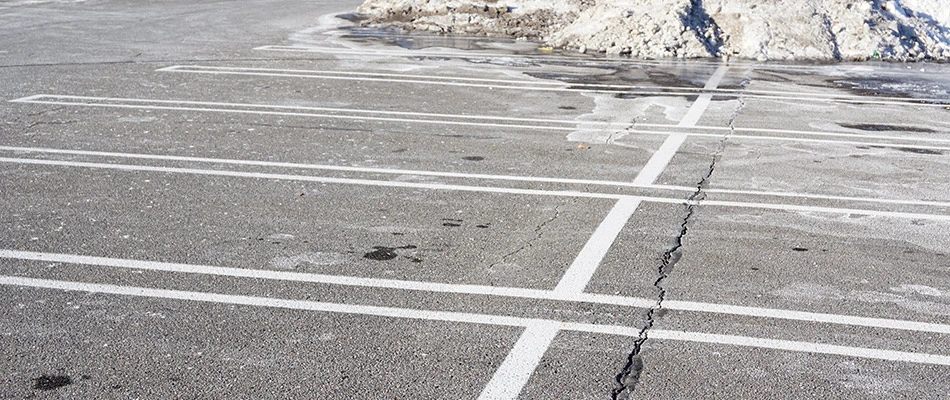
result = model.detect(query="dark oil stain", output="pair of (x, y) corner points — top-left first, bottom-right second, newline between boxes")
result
(616, 92), (700, 102)
(442, 218), (463, 227)
(409, 56), (451, 62)
(392, 232), (405, 236)
(750, 267), (760, 271)
(462, 156), (485, 161)
(897, 147), (943, 155)
(840, 123), (936, 133)
(525, 72), (599, 84)
(792, 247), (809, 252)
(436, 134), (501, 140)
(868, 145), (943, 155)
(33, 375), (72, 390)
(558, 106), (577, 110)
(364, 247), (397, 261)
(363, 245), (418, 261)
(475, 224), (490, 229)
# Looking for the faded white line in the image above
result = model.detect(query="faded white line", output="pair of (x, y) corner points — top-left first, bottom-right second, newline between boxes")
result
(3, 249), (950, 335)
(639, 124), (950, 145)
(9, 94), (631, 132)
(172, 64), (950, 107)
(2, 145), (949, 208)
(632, 65), (729, 186)
(554, 197), (642, 294)
(155, 66), (912, 102)
(478, 322), (560, 400)
(2, 156), (949, 221)
(3, 276), (950, 366)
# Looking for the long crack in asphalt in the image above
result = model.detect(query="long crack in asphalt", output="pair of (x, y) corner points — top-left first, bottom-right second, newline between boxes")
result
(612, 91), (747, 400)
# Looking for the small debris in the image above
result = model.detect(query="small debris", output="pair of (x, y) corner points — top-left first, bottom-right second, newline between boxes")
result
(577, 144), (591, 149)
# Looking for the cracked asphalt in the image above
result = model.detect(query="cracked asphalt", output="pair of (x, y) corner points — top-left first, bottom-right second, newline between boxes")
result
(2, 0), (950, 398)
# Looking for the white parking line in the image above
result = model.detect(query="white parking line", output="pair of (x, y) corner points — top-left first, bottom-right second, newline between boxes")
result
(477, 322), (561, 400)
(157, 65), (705, 98)
(2, 156), (949, 221)
(633, 65), (728, 186)
(640, 124), (950, 145)
(3, 275), (950, 368)
(159, 65), (950, 107)
(555, 197), (642, 294)
(11, 96), (950, 150)
(9, 94), (626, 132)
(632, 134), (688, 186)
(3, 249), (949, 335)
(2, 146), (948, 208)
(679, 65), (730, 127)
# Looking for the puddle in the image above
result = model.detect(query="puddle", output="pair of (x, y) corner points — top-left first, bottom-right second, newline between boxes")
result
(336, 13), (538, 53)
(830, 76), (950, 103)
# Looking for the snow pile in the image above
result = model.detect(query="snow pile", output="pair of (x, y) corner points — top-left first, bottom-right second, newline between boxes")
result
(354, 0), (950, 61)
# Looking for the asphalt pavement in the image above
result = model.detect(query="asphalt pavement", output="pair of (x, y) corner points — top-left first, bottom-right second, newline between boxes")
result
(1, 0), (949, 398)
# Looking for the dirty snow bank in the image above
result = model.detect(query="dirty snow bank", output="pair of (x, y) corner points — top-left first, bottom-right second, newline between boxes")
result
(355, 0), (950, 61)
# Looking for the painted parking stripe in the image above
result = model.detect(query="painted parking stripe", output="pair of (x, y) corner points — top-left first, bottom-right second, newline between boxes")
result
(11, 96), (950, 150)
(635, 124), (950, 146)
(2, 156), (949, 221)
(478, 322), (561, 400)
(633, 65), (729, 186)
(2, 145), (949, 208)
(554, 197), (642, 294)
(9, 94), (629, 132)
(3, 249), (949, 335)
(159, 65), (950, 108)
(3, 275), (950, 368)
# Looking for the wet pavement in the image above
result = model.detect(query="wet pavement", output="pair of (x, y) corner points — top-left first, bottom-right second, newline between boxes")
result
(1, 0), (949, 398)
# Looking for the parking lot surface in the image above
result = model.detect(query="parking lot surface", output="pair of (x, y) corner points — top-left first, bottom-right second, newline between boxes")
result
(1, 1), (949, 398)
